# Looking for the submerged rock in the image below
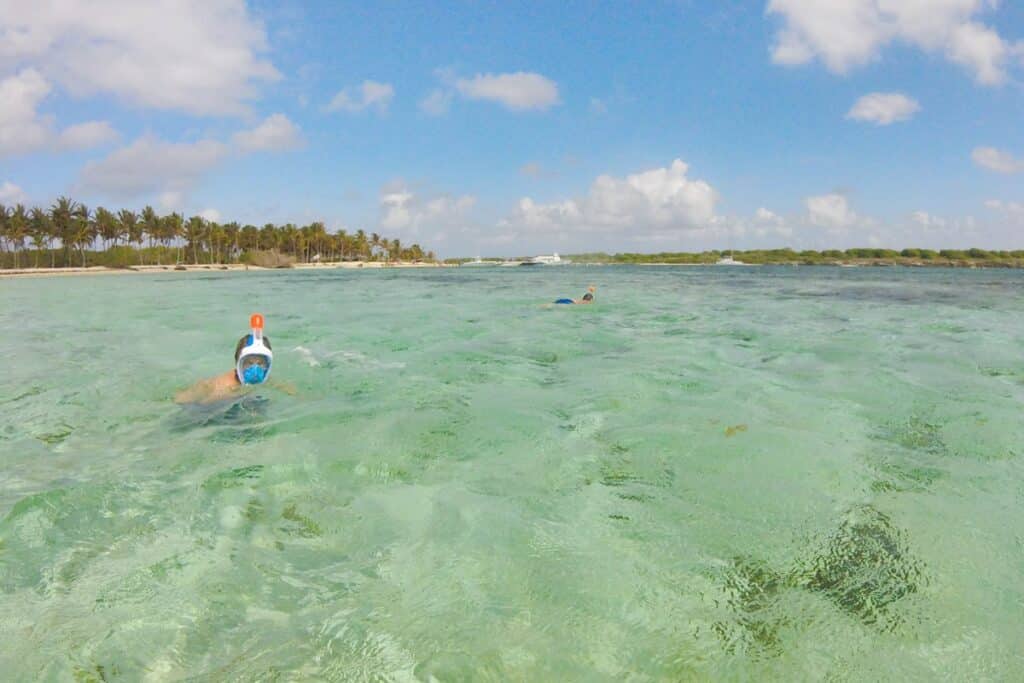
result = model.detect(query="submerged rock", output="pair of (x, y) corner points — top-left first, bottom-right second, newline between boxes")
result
(713, 504), (929, 659)
(713, 556), (787, 658)
(790, 504), (927, 631)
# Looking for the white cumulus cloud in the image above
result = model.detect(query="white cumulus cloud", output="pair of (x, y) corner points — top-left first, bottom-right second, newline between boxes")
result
(327, 80), (394, 114)
(232, 113), (304, 152)
(972, 146), (1023, 173)
(0, 180), (27, 204)
(0, 69), (121, 156)
(911, 210), (946, 228)
(767, 0), (1021, 85)
(199, 208), (221, 222)
(0, 0), (279, 116)
(946, 20), (1018, 86)
(455, 72), (560, 111)
(750, 207), (793, 238)
(805, 193), (862, 233)
(78, 135), (228, 201)
(378, 183), (476, 237)
(0, 69), (53, 156)
(57, 120), (119, 150)
(985, 199), (1024, 225)
(503, 159), (718, 236)
(158, 191), (183, 210)
(846, 92), (921, 125)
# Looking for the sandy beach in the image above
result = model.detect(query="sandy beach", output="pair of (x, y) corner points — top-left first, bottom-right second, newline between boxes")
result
(0, 261), (453, 279)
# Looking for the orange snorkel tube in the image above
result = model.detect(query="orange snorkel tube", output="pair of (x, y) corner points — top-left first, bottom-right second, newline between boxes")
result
(250, 313), (264, 342)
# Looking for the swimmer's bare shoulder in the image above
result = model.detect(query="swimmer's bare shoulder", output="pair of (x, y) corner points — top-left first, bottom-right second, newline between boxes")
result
(174, 370), (241, 404)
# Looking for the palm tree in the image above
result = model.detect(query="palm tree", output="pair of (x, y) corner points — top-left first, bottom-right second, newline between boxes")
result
(240, 225), (259, 253)
(184, 216), (204, 264)
(110, 209), (127, 249)
(208, 222), (222, 263)
(355, 229), (368, 260)
(309, 221), (327, 262)
(94, 207), (117, 250)
(161, 212), (183, 262)
(0, 203), (8, 264)
(339, 229), (352, 262)
(29, 207), (51, 268)
(50, 196), (77, 267)
(222, 222), (240, 263)
(1, 199), (435, 269)
(209, 223), (225, 263)
(301, 223), (318, 262)
(282, 224), (299, 259)
(71, 203), (93, 267)
(8, 204), (28, 268)
(140, 205), (159, 264)
(119, 209), (142, 264)
(260, 223), (278, 252)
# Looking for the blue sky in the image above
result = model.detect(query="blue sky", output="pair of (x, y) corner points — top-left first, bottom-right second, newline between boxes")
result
(1, 0), (1022, 255)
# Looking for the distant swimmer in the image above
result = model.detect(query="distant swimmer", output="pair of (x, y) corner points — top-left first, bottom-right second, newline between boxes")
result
(175, 313), (292, 404)
(553, 285), (596, 305)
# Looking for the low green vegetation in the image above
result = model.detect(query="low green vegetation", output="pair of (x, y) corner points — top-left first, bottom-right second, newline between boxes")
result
(0, 197), (436, 269)
(565, 248), (1024, 268)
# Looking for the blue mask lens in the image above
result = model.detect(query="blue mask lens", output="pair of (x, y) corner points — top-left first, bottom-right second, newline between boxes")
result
(242, 364), (268, 384)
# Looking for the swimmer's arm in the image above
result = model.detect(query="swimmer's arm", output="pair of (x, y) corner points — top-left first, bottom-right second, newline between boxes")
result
(174, 379), (211, 404)
(174, 371), (239, 404)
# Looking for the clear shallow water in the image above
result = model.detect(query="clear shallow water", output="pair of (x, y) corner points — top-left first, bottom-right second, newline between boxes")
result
(1, 265), (1023, 680)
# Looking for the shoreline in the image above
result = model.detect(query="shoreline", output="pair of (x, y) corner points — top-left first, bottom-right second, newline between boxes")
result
(579, 259), (1024, 269)
(0, 261), (454, 279)
(4, 259), (1022, 279)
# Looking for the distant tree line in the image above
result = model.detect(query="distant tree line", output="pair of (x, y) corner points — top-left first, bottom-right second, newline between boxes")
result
(0, 197), (435, 269)
(563, 248), (1024, 267)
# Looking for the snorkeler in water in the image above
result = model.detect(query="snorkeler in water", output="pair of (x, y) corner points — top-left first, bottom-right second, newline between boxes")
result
(553, 285), (596, 305)
(175, 313), (290, 404)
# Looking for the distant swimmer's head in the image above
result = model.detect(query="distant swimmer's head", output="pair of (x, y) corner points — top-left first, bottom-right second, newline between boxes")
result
(582, 285), (595, 302)
(235, 313), (273, 385)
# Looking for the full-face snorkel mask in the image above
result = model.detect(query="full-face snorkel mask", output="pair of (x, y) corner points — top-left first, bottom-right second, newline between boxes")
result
(236, 313), (273, 385)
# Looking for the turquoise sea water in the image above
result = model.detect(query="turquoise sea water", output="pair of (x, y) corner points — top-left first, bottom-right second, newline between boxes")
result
(2, 265), (1023, 680)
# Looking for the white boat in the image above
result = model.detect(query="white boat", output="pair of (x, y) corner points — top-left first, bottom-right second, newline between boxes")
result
(498, 254), (568, 266)
(462, 257), (497, 267)
(715, 250), (746, 266)
(532, 253), (569, 265)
